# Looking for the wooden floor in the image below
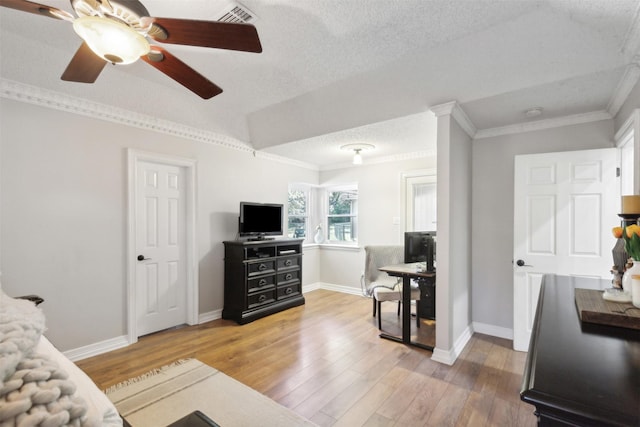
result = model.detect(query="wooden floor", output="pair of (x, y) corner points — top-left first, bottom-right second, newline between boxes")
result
(76, 290), (536, 427)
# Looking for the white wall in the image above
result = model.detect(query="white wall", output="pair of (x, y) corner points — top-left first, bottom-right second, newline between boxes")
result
(0, 99), (318, 351)
(431, 108), (473, 361)
(449, 119), (472, 345)
(471, 119), (614, 332)
(318, 156), (436, 290)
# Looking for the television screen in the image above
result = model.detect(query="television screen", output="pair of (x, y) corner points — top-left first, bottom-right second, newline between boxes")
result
(239, 202), (283, 238)
(404, 231), (436, 271)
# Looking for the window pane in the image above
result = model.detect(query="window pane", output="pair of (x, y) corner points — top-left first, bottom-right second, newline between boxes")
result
(328, 216), (356, 241)
(288, 216), (306, 238)
(328, 190), (357, 214)
(288, 190), (307, 215)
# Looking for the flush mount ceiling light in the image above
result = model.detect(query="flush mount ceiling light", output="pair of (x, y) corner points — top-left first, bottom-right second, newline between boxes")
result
(524, 107), (543, 118)
(73, 16), (150, 64)
(341, 143), (375, 165)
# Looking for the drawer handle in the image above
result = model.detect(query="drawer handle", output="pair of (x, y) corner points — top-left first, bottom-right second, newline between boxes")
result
(258, 263), (267, 271)
(285, 273), (293, 280)
(258, 294), (267, 303)
(258, 279), (267, 287)
(285, 287), (293, 295)
(284, 259), (293, 266)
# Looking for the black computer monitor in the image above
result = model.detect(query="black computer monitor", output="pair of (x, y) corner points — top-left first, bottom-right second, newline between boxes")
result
(404, 231), (436, 271)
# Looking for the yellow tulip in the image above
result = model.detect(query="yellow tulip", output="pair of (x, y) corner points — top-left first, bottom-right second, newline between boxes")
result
(612, 226), (623, 238)
(626, 224), (640, 238)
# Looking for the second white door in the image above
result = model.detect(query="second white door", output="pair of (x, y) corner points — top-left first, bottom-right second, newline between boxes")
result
(136, 161), (187, 336)
(513, 148), (618, 351)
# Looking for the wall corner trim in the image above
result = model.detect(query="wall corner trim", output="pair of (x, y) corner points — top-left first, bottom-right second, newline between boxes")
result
(430, 101), (477, 139)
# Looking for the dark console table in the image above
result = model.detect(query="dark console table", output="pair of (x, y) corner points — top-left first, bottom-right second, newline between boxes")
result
(521, 274), (640, 426)
(222, 238), (305, 324)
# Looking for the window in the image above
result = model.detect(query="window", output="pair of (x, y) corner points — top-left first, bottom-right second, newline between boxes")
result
(287, 186), (309, 239)
(326, 185), (358, 243)
(288, 183), (358, 245)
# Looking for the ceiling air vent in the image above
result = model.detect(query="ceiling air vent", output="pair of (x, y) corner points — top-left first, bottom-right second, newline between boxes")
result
(213, 1), (258, 24)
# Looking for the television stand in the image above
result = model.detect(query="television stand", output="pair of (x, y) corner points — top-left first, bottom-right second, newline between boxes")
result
(222, 238), (305, 324)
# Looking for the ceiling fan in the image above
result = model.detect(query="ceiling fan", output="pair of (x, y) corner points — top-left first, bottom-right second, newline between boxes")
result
(0, 0), (263, 98)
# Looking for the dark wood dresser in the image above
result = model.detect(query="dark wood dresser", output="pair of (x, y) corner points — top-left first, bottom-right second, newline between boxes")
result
(222, 238), (304, 324)
(521, 274), (640, 426)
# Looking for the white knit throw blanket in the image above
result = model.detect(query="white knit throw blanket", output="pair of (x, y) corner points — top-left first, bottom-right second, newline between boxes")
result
(0, 292), (93, 427)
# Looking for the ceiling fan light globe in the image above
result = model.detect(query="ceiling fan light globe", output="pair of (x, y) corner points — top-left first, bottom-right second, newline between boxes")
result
(73, 16), (150, 65)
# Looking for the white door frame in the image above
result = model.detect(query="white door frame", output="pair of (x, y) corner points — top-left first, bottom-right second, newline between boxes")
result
(127, 149), (198, 344)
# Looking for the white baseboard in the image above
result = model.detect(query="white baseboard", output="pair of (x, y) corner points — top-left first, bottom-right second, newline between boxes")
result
(308, 282), (363, 296)
(63, 335), (129, 362)
(199, 309), (222, 324)
(472, 321), (513, 340)
(431, 324), (474, 365)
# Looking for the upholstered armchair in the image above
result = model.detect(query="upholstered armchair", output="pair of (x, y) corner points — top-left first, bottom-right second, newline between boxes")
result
(361, 245), (420, 329)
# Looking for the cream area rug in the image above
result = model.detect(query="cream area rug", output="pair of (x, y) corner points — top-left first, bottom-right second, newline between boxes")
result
(105, 359), (316, 427)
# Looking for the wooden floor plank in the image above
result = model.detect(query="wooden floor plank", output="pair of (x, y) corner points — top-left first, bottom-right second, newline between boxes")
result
(75, 289), (537, 426)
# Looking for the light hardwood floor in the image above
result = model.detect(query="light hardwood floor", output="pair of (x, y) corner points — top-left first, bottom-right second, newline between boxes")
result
(76, 289), (537, 427)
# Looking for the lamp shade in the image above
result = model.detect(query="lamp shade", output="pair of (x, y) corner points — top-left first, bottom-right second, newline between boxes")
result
(353, 150), (363, 165)
(73, 16), (150, 64)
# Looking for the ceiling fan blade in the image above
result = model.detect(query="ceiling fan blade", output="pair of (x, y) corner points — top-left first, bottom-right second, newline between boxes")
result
(61, 42), (107, 83)
(0, 0), (74, 21)
(141, 46), (223, 99)
(146, 18), (262, 53)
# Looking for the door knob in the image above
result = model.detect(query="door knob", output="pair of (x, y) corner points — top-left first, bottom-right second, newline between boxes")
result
(137, 255), (151, 261)
(516, 259), (533, 267)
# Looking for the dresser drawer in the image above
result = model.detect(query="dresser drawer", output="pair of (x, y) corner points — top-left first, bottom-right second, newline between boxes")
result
(247, 260), (275, 276)
(277, 270), (300, 284)
(277, 256), (300, 270)
(248, 275), (275, 293)
(278, 283), (301, 300)
(247, 288), (276, 309)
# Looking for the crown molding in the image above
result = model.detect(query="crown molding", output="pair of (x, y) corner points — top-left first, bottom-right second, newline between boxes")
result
(0, 78), (319, 170)
(474, 110), (612, 140)
(430, 101), (457, 117)
(614, 108), (640, 143)
(607, 59), (640, 117)
(429, 101), (477, 138)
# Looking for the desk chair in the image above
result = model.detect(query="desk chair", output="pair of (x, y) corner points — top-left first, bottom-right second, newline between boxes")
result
(361, 245), (420, 329)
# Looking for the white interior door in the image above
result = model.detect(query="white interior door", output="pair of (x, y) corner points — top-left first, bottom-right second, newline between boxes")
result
(136, 161), (187, 336)
(513, 148), (618, 351)
(405, 173), (437, 231)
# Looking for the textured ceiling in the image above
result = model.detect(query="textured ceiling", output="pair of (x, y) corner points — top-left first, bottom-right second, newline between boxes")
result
(1, 0), (639, 167)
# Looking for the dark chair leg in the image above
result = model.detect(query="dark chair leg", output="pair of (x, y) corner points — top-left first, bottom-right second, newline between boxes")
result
(372, 298), (376, 317)
(397, 301), (401, 316)
(378, 301), (382, 330)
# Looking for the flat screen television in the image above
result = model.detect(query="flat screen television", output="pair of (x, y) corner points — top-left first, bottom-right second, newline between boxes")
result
(404, 231), (436, 271)
(239, 202), (283, 240)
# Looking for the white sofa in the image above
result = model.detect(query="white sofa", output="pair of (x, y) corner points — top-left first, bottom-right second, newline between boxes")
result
(0, 289), (122, 426)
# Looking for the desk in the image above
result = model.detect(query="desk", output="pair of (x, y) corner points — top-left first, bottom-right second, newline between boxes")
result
(521, 274), (640, 426)
(378, 263), (436, 351)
